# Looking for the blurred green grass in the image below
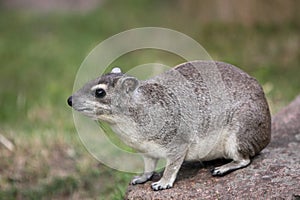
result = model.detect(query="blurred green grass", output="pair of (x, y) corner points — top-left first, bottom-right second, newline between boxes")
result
(0, 0), (299, 199)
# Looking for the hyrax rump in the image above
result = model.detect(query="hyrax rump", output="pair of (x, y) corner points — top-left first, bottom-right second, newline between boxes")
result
(68, 60), (271, 191)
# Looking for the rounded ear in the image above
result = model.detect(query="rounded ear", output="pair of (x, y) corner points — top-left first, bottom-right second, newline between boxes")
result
(120, 77), (139, 93)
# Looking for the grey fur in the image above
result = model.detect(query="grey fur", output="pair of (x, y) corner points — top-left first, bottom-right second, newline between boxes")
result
(68, 60), (271, 191)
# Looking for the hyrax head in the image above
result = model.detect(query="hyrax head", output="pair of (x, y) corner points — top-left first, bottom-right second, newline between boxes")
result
(67, 68), (139, 123)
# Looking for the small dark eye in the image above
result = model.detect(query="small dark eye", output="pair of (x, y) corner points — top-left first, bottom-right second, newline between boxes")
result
(95, 88), (106, 98)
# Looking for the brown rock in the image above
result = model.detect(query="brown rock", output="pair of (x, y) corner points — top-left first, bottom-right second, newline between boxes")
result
(125, 95), (300, 199)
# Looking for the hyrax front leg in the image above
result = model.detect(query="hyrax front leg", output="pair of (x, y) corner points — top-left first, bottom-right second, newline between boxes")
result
(151, 152), (186, 191)
(131, 156), (158, 185)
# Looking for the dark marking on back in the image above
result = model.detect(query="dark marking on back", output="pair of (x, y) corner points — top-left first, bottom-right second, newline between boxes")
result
(175, 63), (212, 136)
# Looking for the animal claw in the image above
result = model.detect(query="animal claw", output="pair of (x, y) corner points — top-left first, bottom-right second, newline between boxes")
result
(151, 181), (173, 191)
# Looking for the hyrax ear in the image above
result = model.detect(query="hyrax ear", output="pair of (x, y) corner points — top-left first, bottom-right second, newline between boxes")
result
(120, 77), (139, 93)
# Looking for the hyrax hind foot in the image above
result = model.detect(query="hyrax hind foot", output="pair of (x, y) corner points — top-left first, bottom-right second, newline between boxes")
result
(211, 158), (250, 176)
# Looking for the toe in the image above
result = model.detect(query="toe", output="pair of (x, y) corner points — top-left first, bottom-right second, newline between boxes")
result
(211, 168), (223, 176)
(151, 181), (173, 191)
(151, 183), (160, 191)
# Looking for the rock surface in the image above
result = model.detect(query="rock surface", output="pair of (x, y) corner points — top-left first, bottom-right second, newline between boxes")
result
(125, 95), (300, 199)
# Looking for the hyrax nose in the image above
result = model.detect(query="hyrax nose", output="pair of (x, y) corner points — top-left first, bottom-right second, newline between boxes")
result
(67, 96), (72, 107)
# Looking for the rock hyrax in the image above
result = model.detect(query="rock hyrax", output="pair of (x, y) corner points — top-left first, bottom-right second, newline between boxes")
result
(68, 60), (271, 190)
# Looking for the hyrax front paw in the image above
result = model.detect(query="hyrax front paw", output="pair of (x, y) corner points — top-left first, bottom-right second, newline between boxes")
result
(151, 180), (173, 191)
(131, 176), (147, 185)
(131, 173), (153, 185)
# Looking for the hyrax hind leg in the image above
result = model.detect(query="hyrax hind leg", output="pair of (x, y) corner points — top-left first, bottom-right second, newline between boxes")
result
(211, 133), (250, 176)
(211, 156), (250, 176)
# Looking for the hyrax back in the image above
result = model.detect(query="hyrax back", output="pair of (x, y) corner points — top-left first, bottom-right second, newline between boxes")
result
(68, 60), (271, 190)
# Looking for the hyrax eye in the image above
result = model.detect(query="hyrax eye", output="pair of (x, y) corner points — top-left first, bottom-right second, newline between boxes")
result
(95, 88), (106, 98)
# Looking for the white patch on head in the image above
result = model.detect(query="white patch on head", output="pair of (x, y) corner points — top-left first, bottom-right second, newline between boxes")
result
(91, 84), (108, 91)
(111, 67), (122, 73)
